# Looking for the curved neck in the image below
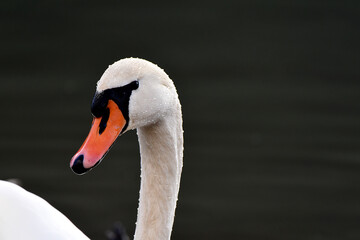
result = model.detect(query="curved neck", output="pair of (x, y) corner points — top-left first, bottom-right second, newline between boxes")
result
(134, 104), (183, 240)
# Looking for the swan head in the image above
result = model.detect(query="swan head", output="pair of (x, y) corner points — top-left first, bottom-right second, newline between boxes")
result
(70, 58), (178, 175)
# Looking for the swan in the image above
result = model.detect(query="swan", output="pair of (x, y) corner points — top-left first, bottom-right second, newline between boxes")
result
(0, 58), (183, 240)
(0, 180), (89, 239)
(71, 58), (183, 240)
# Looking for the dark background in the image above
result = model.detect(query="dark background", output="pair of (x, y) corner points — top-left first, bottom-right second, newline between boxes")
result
(1, 1), (360, 239)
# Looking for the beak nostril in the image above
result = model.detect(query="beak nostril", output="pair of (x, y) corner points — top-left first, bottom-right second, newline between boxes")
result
(71, 155), (88, 175)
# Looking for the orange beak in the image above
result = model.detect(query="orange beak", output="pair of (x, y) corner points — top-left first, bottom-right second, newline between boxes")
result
(70, 100), (126, 174)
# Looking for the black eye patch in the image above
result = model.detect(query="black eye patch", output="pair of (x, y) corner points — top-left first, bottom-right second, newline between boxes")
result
(91, 80), (139, 133)
(91, 92), (108, 118)
(98, 107), (110, 135)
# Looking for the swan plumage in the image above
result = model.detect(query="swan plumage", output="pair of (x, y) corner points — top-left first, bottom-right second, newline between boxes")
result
(0, 180), (89, 239)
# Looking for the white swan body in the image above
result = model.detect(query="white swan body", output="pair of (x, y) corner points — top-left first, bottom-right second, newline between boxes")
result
(0, 58), (183, 240)
(0, 180), (89, 239)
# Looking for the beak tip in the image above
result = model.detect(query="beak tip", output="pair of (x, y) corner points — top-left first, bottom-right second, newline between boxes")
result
(70, 154), (89, 175)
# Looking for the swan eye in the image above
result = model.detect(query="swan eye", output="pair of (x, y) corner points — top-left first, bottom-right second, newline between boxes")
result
(132, 80), (139, 89)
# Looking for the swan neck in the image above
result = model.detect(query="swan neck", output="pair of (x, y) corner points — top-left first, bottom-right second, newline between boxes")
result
(134, 108), (183, 240)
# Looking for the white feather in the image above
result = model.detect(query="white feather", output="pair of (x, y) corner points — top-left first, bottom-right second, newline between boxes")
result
(0, 180), (89, 240)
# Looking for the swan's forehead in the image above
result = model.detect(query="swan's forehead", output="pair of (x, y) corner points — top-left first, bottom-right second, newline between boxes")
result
(96, 58), (170, 92)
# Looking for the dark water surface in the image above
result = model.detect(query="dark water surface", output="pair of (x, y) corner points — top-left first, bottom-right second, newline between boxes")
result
(1, 1), (360, 239)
